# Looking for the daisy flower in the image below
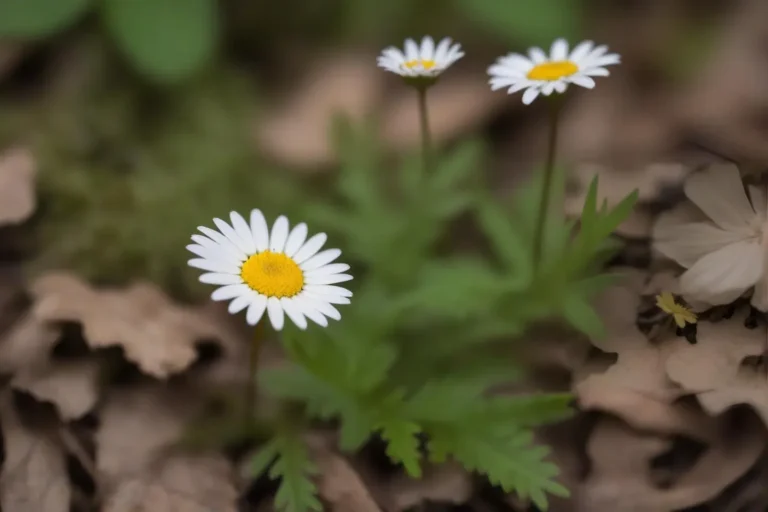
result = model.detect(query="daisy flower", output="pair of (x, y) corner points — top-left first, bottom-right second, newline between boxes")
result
(187, 210), (353, 331)
(653, 163), (768, 311)
(487, 38), (621, 105)
(377, 36), (464, 82)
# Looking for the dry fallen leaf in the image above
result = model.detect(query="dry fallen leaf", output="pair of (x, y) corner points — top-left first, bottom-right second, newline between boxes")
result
(31, 273), (230, 379)
(103, 454), (238, 512)
(95, 383), (198, 486)
(380, 462), (472, 512)
(11, 359), (100, 421)
(0, 392), (70, 512)
(664, 314), (768, 425)
(381, 74), (509, 152)
(0, 147), (36, 226)
(0, 311), (59, 375)
(255, 51), (383, 170)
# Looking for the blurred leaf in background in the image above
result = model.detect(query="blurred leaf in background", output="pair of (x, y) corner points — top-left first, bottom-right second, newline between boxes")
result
(0, 0), (92, 38)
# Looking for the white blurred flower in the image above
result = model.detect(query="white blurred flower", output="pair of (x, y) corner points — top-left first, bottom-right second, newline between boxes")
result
(377, 36), (464, 81)
(187, 210), (353, 330)
(653, 164), (768, 311)
(487, 38), (620, 105)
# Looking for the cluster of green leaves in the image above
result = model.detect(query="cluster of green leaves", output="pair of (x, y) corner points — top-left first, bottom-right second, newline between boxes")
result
(0, 0), (217, 83)
(249, 121), (637, 512)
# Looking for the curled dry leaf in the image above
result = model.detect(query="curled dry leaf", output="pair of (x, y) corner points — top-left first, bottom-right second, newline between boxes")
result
(0, 392), (70, 512)
(102, 454), (238, 512)
(381, 74), (509, 152)
(306, 433), (382, 512)
(379, 462), (471, 512)
(575, 412), (765, 512)
(0, 311), (59, 374)
(31, 273), (229, 379)
(665, 315), (768, 425)
(255, 51), (383, 170)
(0, 147), (36, 226)
(96, 384), (198, 486)
(11, 359), (100, 421)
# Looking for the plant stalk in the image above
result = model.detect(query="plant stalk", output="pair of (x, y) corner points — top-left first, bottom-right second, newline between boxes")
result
(245, 322), (265, 427)
(532, 99), (562, 268)
(417, 84), (433, 176)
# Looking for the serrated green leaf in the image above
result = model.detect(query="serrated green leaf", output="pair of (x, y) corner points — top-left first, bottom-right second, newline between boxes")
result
(249, 442), (279, 478)
(379, 419), (423, 477)
(483, 393), (574, 426)
(477, 196), (532, 276)
(455, 0), (581, 47)
(269, 431), (322, 512)
(0, 0), (91, 39)
(102, 0), (218, 83)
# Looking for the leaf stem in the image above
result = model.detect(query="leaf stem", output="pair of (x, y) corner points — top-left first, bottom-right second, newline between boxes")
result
(417, 84), (433, 176)
(532, 98), (562, 268)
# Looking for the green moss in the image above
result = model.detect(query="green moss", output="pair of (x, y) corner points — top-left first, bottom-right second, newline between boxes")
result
(1, 63), (306, 299)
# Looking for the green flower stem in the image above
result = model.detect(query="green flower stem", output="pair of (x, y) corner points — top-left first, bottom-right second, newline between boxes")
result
(417, 84), (433, 176)
(245, 322), (265, 427)
(532, 98), (563, 269)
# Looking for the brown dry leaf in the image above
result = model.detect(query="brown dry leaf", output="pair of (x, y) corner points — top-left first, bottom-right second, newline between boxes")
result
(0, 392), (70, 512)
(306, 433), (382, 512)
(575, 412), (764, 512)
(103, 454), (238, 512)
(11, 359), (100, 421)
(575, 269), (683, 403)
(0, 311), (59, 374)
(664, 315), (768, 424)
(0, 147), (36, 226)
(381, 74), (509, 152)
(31, 272), (230, 378)
(255, 51), (383, 170)
(95, 384), (197, 486)
(380, 463), (472, 512)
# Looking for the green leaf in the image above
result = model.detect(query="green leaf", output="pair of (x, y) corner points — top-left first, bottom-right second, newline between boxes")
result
(268, 430), (322, 512)
(476, 196), (531, 276)
(101, 0), (218, 83)
(455, 0), (580, 47)
(561, 293), (605, 338)
(249, 441), (280, 478)
(379, 419), (423, 477)
(430, 140), (484, 192)
(0, 0), (91, 39)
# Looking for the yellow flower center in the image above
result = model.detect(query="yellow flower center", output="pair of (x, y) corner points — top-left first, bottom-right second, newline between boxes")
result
(404, 59), (436, 70)
(527, 61), (579, 81)
(240, 251), (304, 298)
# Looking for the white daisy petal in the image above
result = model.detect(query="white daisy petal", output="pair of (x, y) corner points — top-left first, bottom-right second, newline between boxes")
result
(213, 217), (250, 253)
(200, 273), (243, 285)
(421, 36), (435, 60)
(284, 223), (308, 257)
(529, 47), (547, 63)
(554, 81), (567, 93)
(542, 82), (556, 96)
(293, 233), (328, 264)
(246, 295), (268, 325)
(186, 244), (240, 267)
(306, 273), (353, 285)
(684, 164), (755, 231)
(303, 284), (353, 298)
(405, 38), (419, 60)
(583, 67), (610, 77)
(434, 37), (452, 62)
(300, 249), (342, 271)
(211, 284), (250, 301)
(266, 297), (285, 331)
(302, 289), (352, 305)
(228, 292), (253, 314)
(281, 298), (308, 330)
(305, 299), (342, 321)
(590, 54), (621, 67)
(550, 38), (569, 61)
(305, 263), (350, 277)
(230, 211), (256, 253)
(569, 75), (595, 89)
(188, 258), (239, 274)
(197, 227), (246, 261)
(250, 209), (270, 252)
(680, 240), (762, 305)
(569, 40), (594, 62)
(294, 297), (329, 327)
(522, 87), (540, 105)
(270, 215), (290, 253)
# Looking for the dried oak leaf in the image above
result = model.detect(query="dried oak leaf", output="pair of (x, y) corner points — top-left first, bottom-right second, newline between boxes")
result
(0, 392), (70, 512)
(103, 454), (238, 512)
(11, 359), (100, 421)
(31, 272), (230, 378)
(96, 383), (198, 486)
(576, 269), (683, 405)
(0, 147), (36, 226)
(664, 315), (768, 425)
(575, 413), (764, 512)
(381, 74), (509, 152)
(255, 51), (383, 170)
